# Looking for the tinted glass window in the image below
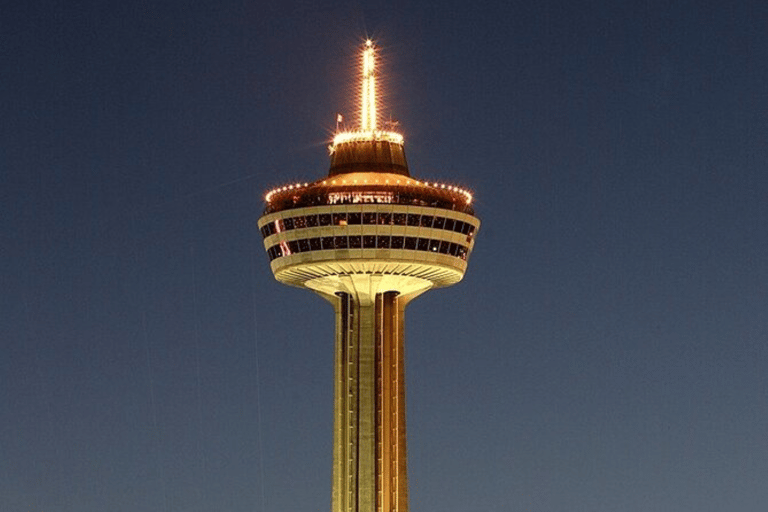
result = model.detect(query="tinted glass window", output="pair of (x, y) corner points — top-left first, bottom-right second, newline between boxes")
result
(461, 222), (470, 234)
(334, 236), (348, 249)
(394, 213), (406, 226)
(333, 213), (347, 225)
(293, 216), (306, 229)
(275, 219), (285, 232)
(420, 215), (433, 228)
(407, 214), (420, 226)
(347, 212), (361, 225)
(453, 220), (464, 233)
(363, 212), (377, 224)
(433, 217), (445, 229)
(319, 214), (331, 226)
(378, 212), (391, 225)
(443, 218), (455, 231)
(306, 215), (318, 227)
(284, 217), (295, 230)
(265, 235), (468, 259)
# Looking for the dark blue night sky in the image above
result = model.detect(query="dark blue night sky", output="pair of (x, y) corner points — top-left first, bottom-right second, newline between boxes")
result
(3, 1), (767, 511)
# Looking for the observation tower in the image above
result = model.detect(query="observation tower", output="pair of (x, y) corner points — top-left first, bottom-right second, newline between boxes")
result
(258, 40), (480, 512)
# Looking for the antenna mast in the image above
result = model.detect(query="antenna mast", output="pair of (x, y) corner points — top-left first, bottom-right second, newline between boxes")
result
(361, 40), (377, 132)
(331, 39), (402, 147)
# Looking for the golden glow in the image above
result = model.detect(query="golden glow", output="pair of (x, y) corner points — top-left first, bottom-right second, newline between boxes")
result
(362, 40), (376, 131)
(332, 130), (403, 145)
(264, 182), (309, 203)
(261, 40), (476, 207)
(264, 177), (472, 205)
(332, 40), (404, 149)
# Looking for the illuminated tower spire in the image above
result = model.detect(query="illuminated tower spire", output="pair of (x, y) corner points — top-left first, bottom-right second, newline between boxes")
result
(329, 41), (406, 178)
(361, 39), (377, 132)
(258, 39), (479, 512)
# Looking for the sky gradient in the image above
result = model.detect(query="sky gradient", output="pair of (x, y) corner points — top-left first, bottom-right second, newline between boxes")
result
(2, 1), (768, 511)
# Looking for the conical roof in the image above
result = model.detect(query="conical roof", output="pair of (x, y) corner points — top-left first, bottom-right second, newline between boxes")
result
(328, 139), (409, 177)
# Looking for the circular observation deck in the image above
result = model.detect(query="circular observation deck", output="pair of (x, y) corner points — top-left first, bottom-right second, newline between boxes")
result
(258, 139), (479, 293)
(259, 175), (479, 291)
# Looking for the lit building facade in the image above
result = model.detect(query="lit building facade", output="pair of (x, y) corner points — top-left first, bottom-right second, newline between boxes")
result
(258, 41), (479, 512)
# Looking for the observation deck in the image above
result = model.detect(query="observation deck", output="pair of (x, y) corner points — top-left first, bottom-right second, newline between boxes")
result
(259, 170), (479, 293)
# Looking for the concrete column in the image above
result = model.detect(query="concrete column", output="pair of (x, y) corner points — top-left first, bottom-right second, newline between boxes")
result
(328, 289), (412, 512)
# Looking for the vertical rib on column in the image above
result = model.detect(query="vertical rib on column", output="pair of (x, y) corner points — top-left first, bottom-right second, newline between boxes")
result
(332, 292), (359, 512)
(357, 299), (377, 512)
(375, 291), (409, 512)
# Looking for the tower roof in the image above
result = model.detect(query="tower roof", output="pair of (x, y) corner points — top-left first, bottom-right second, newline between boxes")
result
(328, 139), (409, 177)
(262, 40), (474, 216)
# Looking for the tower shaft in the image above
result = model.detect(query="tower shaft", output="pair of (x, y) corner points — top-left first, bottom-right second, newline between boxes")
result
(319, 286), (415, 512)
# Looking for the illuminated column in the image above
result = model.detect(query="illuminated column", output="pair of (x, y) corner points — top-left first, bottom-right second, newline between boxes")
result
(361, 40), (377, 132)
(314, 277), (428, 512)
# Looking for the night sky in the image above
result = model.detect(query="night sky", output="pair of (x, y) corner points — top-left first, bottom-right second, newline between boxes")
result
(3, 1), (768, 511)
